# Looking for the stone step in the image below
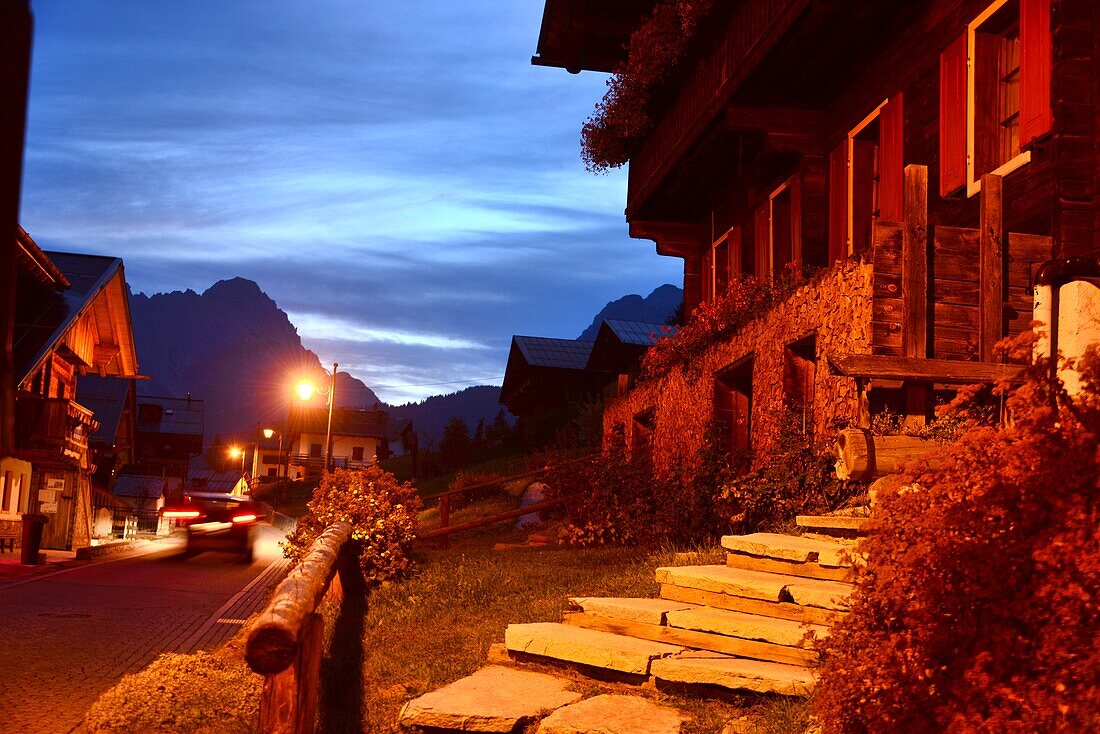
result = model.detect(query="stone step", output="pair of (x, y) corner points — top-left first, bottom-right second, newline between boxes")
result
(659, 583), (844, 627)
(562, 612), (817, 667)
(796, 514), (873, 537)
(398, 665), (582, 732)
(665, 605), (829, 649)
(651, 651), (815, 696)
(505, 622), (683, 676)
(721, 532), (857, 568)
(568, 597), (698, 626)
(536, 694), (689, 734)
(655, 565), (852, 611)
(725, 549), (854, 583)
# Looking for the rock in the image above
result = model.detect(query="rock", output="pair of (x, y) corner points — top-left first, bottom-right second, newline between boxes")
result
(505, 623), (682, 675)
(664, 606), (828, 647)
(651, 652), (815, 696)
(720, 533), (855, 568)
(568, 597), (697, 626)
(783, 579), (853, 611)
(516, 482), (548, 530)
(655, 565), (789, 601)
(397, 666), (581, 732)
(486, 642), (511, 664)
(536, 694), (689, 734)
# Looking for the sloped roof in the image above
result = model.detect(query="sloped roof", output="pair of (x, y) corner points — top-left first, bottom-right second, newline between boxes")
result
(14, 248), (140, 386)
(513, 336), (595, 369)
(288, 406), (391, 439)
(384, 417), (413, 443)
(137, 395), (205, 437)
(76, 376), (133, 446)
(188, 455), (249, 493)
(533, 0), (659, 73)
(602, 319), (679, 346)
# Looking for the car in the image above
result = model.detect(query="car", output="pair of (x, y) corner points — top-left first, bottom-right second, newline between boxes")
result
(162, 492), (261, 562)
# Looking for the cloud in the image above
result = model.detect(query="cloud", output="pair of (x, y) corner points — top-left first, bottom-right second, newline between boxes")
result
(20, 0), (682, 402)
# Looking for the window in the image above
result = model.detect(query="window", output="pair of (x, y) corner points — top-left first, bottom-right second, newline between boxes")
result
(755, 178), (800, 279)
(138, 404), (162, 423)
(783, 334), (817, 434)
(267, 468), (277, 477)
(631, 410), (654, 464)
(352, 446), (365, 462)
(714, 357), (753, 458)
(830, 95), (904, 261)
(309, 442), (322, 458)
(710, 227), (741, 299)
(941, 0), (1051, 197)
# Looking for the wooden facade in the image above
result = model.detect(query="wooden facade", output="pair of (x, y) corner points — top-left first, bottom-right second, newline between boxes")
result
(537, 0), (1100, 468)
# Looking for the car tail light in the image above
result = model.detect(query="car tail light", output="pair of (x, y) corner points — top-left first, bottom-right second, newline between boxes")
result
(163, 509), (202, 519)
(231, 513), (257, 524)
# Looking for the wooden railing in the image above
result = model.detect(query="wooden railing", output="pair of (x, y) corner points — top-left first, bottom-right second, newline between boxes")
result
(14, 394), (96, 460)
(246, 522), (359, 734)
(421, 457), (591, 549)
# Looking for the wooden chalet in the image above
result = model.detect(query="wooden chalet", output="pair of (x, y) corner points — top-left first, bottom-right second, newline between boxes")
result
(536, 0), (1100, 470)
(3, 228), (140, 549)
(126, 394), (204, 499)
(500, 335), (609, 446)
(586, 320), (680, 395)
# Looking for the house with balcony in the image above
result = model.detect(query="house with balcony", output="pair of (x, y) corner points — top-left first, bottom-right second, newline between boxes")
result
(286, 406), (412, 478)
(4, 228), (140, 549)
(534, 0), (1100, 474)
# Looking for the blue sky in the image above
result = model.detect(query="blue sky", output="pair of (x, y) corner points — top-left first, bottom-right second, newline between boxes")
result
(19, 1), (681, 403)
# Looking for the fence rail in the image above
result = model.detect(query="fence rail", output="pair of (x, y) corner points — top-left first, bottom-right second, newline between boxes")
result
(246, 521), (359, 734)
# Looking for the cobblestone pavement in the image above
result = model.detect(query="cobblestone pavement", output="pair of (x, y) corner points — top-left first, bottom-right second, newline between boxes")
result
(0, 525), (287, 734)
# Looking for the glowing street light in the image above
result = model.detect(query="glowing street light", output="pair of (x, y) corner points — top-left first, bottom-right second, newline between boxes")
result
(296, 363), (338, 473)
(228, 444), (245, 474)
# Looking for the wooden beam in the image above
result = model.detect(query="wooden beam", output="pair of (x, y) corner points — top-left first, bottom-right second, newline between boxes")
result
(827, 353), (1025, 384)
(979, 173), (1005, 361)
(628, 220), (706, 257)
(902, 165), (928, 359)
(724, 106), (823, 135)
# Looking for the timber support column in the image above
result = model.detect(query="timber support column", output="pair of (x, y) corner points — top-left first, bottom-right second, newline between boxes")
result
(979, 174), (1005, 362)
(0, 0), (33, 457)
(901, 165), (929, 427)
(683, 251), (703, 318)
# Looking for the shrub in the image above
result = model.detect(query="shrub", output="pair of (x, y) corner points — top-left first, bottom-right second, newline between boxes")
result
(716, 412), (854, 532)
(283, 466), (421, 584)
(543, 438), (728, 548)
(641, 268), (807, 378)
(814, 341), (1100, 732)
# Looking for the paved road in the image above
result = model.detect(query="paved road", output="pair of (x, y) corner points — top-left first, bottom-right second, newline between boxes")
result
(0, 525), (288, 734)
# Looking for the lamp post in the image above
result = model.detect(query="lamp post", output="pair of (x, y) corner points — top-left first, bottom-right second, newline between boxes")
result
(262, 426), (284, 511)
(295, 362), (338, 473)
(228, 445), (246, 475)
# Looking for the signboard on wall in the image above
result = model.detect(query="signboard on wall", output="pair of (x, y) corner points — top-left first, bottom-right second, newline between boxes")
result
(41, 476), (65, 514)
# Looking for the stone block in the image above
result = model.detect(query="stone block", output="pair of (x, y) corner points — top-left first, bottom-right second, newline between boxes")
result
(505, 623), (682, 675)
(536, 694), (688, 734)
(568, 597), (697, 626)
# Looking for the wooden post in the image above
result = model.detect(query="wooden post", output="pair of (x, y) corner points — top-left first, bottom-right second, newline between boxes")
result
(437, 494), (450, 550)
(259, 613), (324, 734)
(901, 165), (929, 428)
(979, 174), (1004, 362)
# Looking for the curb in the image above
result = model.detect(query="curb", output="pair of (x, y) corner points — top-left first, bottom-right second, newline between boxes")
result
(74, 538), (151, 561)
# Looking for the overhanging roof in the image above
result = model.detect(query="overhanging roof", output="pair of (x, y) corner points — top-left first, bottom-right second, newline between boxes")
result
(533, 0), (658, 73)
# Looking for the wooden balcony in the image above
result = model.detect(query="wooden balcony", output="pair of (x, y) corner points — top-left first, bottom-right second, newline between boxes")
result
(289, 454), (374, 472)
(15, 394), (98, 464)
(627, 0), (804, 216)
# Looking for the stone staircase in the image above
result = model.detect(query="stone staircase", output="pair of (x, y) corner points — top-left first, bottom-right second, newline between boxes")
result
(399, 516), (868, 733)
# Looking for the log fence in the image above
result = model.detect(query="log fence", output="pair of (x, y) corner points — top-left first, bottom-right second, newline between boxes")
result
(246, 521), (360, 734)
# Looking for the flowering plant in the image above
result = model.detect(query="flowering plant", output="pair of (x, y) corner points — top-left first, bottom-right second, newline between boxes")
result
(581, 0), (714, 171)
(641, 266), (807, 377)
(283, 466), (422, 583)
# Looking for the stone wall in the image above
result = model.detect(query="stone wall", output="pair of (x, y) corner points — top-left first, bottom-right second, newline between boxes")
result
(604, 262), (874, 474)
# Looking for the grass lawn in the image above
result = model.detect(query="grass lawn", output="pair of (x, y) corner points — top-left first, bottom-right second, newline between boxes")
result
(319, 510), (811, 733)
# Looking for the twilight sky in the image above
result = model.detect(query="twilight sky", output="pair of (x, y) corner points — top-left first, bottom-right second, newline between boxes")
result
(19, 0), (680, 404)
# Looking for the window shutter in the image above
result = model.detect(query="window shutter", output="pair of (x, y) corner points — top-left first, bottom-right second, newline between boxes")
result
(879, 93), (904, 221)
(1020, 0), (1052, 147)
(939, 34), (967, 196)
(754, 201), (770, 278)
(828, 141), (848, 263)
(728, 227), (742, 277)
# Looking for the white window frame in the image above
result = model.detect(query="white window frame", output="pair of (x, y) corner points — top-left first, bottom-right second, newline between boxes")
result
(767, 176), (798, 274)
(710, 226), (737, 297)
(966, 0), (1031, 197)
(846, 98), (889, 255)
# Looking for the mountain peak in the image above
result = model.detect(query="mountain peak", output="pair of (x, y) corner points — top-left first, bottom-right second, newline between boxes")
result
(577, 284), (683, 340)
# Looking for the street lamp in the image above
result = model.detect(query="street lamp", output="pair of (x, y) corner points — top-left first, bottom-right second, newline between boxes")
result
(262, 426), (285, 511)
(228, 445), (245, 474)
(295, 362), (338, 473)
